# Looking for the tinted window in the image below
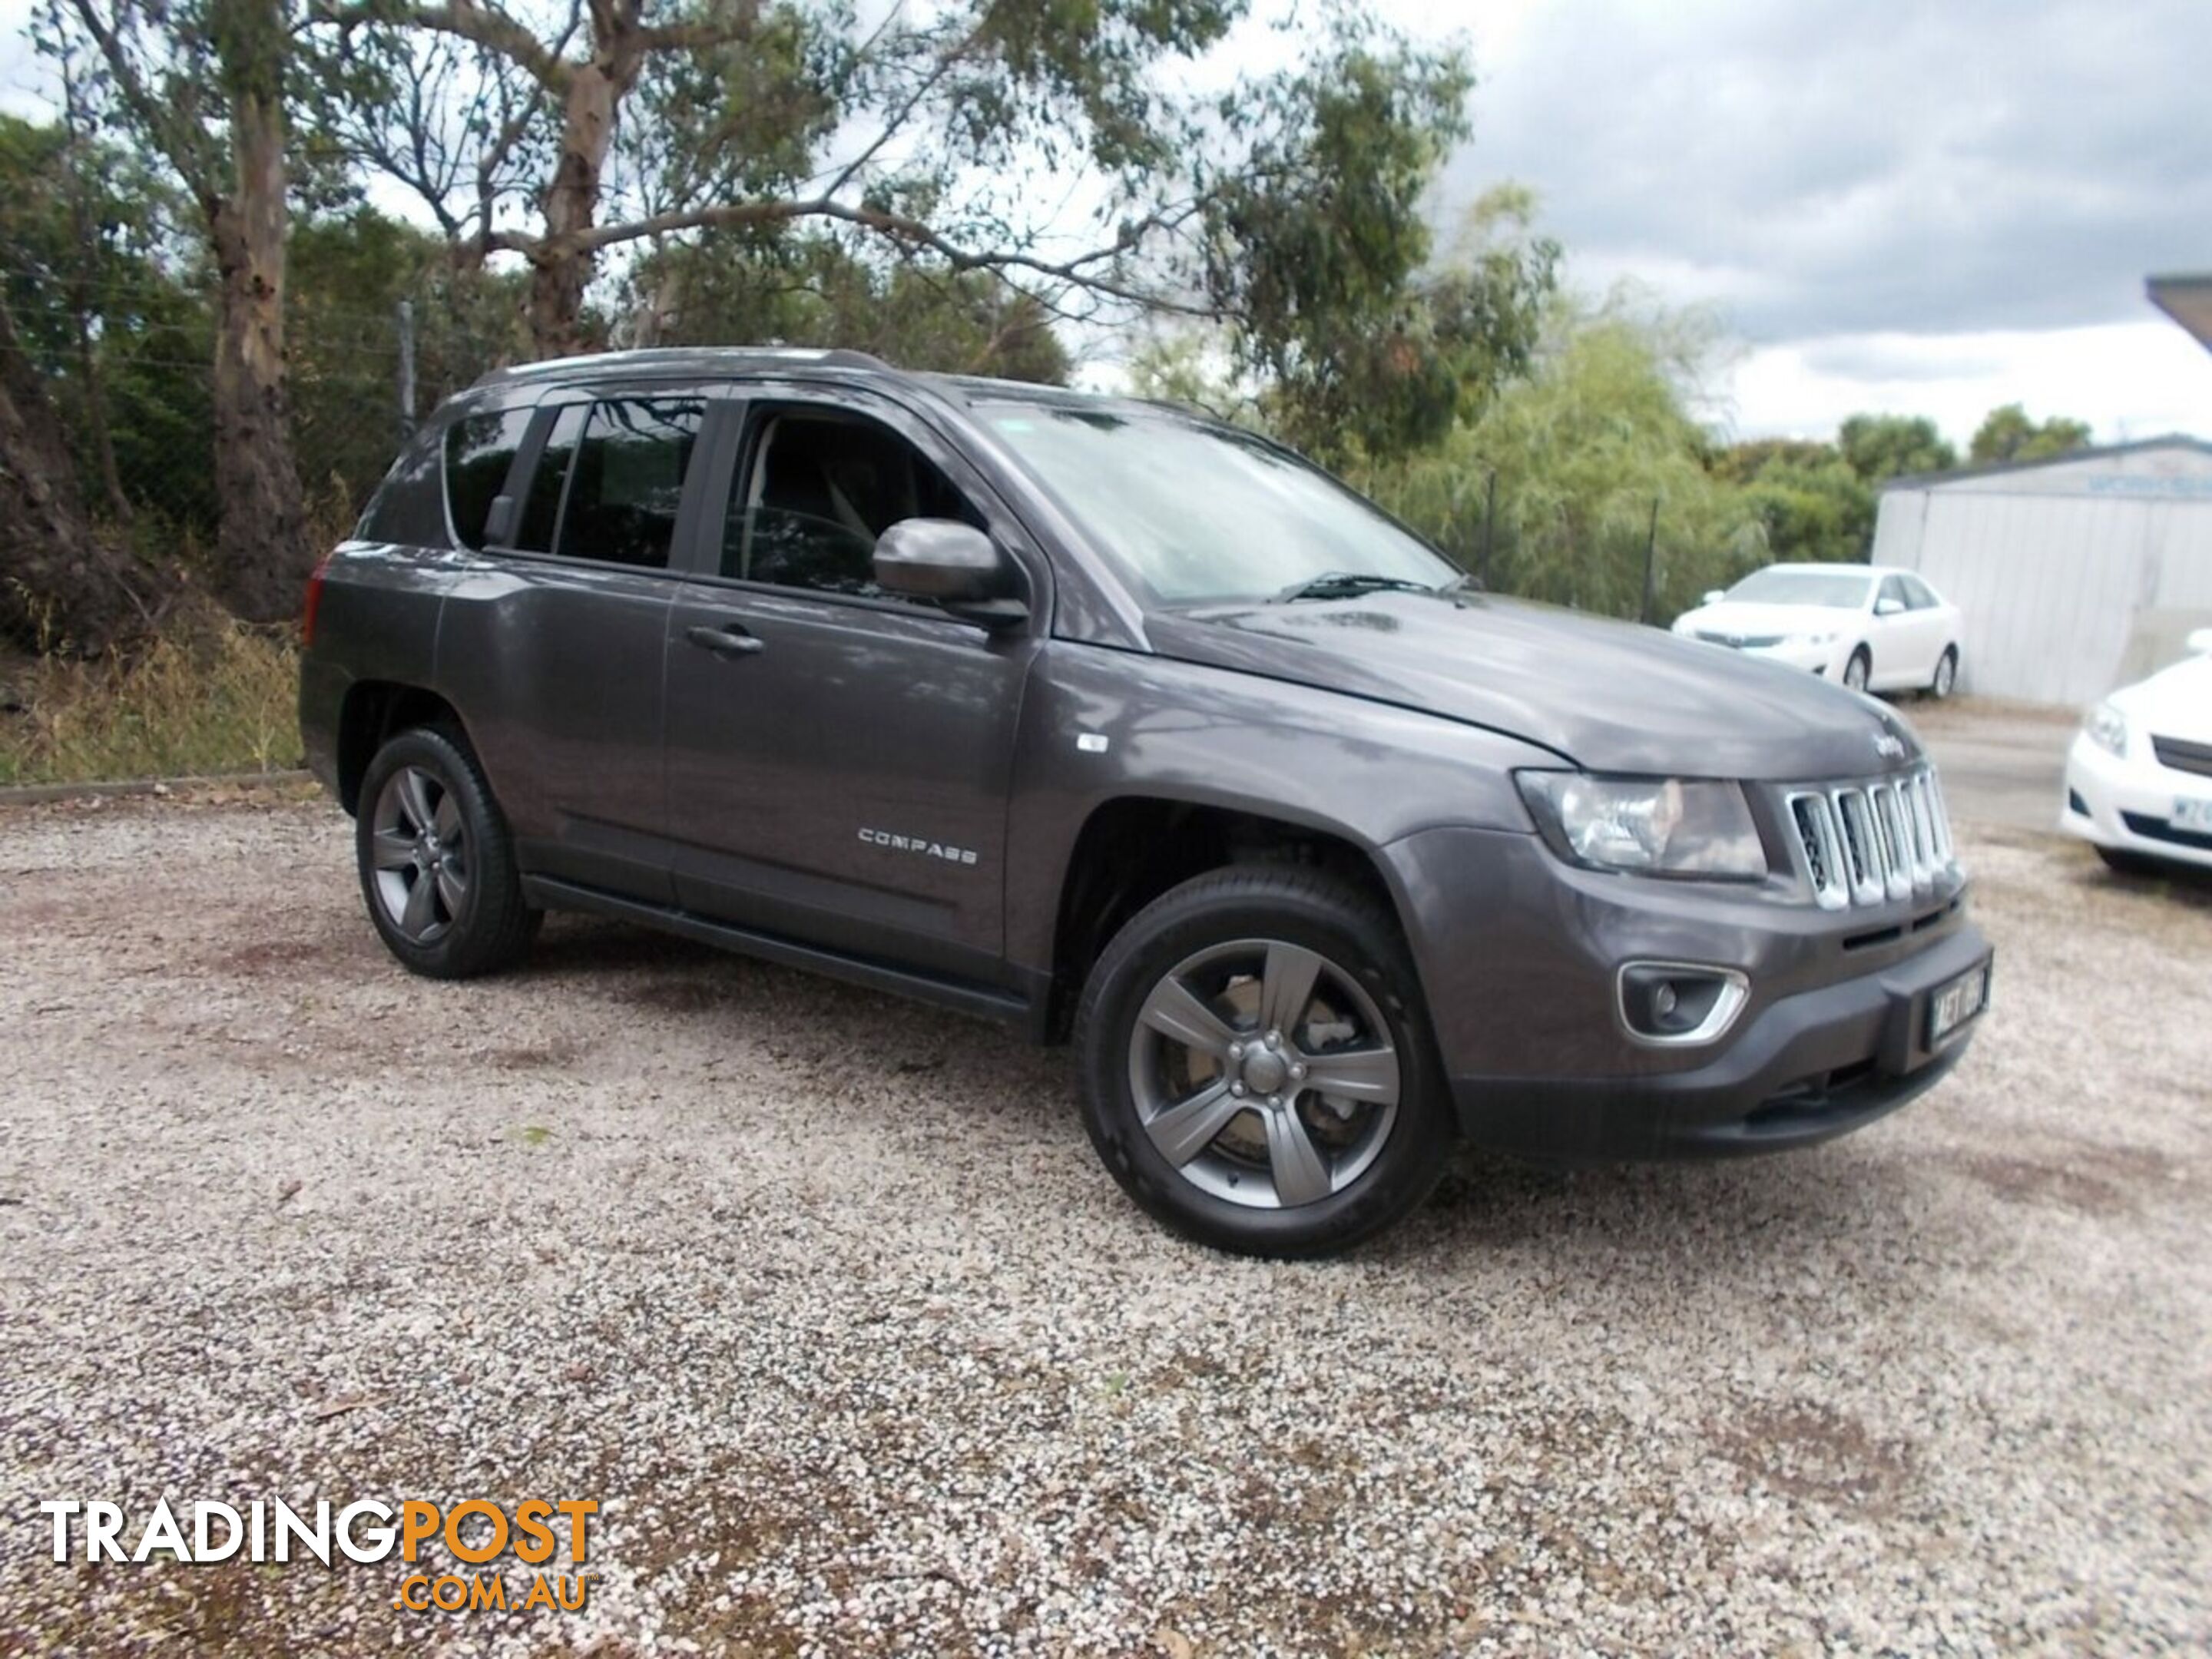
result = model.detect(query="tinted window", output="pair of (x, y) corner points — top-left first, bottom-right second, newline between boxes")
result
(444, 407), (532, 548)
(551, 398), (704, 569)
(358, 424), (448, 545)
(724, 411), (982, 600)
(1902, 575), (1938, 609)
(1879, 575), (1909, 610)
(515, 404), (585, 552)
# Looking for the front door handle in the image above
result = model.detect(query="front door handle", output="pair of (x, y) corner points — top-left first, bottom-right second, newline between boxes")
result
(685, 623), (764, 658)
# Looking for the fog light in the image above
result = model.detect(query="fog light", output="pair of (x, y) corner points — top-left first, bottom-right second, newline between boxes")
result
(1618, 962), (1750, 1046)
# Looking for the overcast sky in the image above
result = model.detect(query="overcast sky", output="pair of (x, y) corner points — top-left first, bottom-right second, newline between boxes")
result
(5, 0), (2209, 445)
(1441, 0), (2212, 443)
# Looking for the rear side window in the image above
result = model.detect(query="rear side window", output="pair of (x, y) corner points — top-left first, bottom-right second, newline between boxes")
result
(522, 397), (704, 570)
(444, 407), (533, 549)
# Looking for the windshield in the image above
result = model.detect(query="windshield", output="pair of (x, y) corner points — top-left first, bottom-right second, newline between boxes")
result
(979, 403), (1457, 604)
(1724, 568), (1873, 609)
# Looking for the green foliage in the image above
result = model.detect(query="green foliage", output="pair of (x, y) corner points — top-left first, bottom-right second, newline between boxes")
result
(617, 231), (1071, 382)
(1837, 412), (1955, 482)
(1970, 402), (2094, 465)
(1207, 43), (1555, 463)
(1354, 296), (1762, 619)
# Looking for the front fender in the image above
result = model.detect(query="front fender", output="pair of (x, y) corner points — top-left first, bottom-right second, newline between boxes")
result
(1003, 642), (1558, 975)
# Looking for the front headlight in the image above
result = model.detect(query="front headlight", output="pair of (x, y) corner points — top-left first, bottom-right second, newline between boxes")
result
(1517, 773), (1767, 879)
(2085, 702), (2128, 758)
(1793, 631), (1838, 647)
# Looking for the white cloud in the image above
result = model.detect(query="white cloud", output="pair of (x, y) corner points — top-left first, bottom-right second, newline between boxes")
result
(1723, 323), (2212, 447)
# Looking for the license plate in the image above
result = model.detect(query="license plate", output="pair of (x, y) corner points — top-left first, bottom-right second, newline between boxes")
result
(1929, 962), (1991, 1046)
(2174, 796), (2212, 829)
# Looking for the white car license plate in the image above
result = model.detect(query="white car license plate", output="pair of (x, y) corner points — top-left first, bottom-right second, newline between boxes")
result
(2173, 796), (2212, 830)
(1929, 962), (1991, 1046)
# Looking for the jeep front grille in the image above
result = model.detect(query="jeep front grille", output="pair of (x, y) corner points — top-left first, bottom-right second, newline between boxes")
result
(1785, 766), (1955, 909)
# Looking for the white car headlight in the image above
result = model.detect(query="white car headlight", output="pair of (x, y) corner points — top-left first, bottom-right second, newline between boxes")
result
(2085, 702), (2128, 758)
(1517, 773), (1767, 879)
(1793, 631), (1839, 647)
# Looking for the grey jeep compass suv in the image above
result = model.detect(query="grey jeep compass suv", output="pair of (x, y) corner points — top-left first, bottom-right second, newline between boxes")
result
(300, 347), (1992, 1257)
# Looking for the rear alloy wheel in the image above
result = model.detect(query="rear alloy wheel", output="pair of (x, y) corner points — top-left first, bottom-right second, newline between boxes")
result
(1076, 866), (1454, 1257)
(1929, 647), (1959, 700)
(1843, 647), (1872, 693)
(356, 726), (539, 979)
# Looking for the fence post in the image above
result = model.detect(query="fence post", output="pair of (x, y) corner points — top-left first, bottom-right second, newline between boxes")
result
(396, 300), (418, 445)
(1638, 494), (1661, 624)
(1479, 469), (1497, 591)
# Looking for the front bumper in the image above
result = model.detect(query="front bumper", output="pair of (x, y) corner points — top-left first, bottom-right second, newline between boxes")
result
(1379, 823), (1987, 1163)
(2060, 732), (2212, 872)
(1450, 924), (1989, 1161)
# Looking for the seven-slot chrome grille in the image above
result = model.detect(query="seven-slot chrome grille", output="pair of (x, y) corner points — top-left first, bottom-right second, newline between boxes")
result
(1783, 766), (1957, 910)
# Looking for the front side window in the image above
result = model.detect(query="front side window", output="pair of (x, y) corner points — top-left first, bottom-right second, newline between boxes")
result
(981, 403), (1455, 604)
(1902, 575), (1939, 609)
(724, 409), (982, 601)
(1879, 575), (1909, 611)
(444, 406), (532, 549)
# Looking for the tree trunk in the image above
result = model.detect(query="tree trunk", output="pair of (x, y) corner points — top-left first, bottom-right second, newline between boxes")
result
(206, 15), (309, 624)
(526, 61), (628, 358)
(0, 295), (179, 655)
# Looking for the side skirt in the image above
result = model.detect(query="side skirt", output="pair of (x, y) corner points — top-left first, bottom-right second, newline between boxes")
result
(520, 874), (1041, 1035)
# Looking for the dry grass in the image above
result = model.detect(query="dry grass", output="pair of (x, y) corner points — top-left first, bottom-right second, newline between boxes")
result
(0, 626), (300, 787)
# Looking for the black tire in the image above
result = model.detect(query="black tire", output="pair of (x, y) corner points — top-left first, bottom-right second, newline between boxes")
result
(1843, 647), (1872, 693)
(355, 725), (540, 979)
(1928, 646), (1959, 700)
(2095, 846), (2164, 878)
(1075, 865), (1455, 1258)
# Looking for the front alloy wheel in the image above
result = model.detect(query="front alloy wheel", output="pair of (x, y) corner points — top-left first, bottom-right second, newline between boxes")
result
(1077, 866), (1454, 1257)
(1128, 939), (1401, 1209)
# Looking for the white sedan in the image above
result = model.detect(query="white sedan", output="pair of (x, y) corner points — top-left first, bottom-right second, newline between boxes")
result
(2061, 631), (2212, 876)
(1670, 563), (1964, 697)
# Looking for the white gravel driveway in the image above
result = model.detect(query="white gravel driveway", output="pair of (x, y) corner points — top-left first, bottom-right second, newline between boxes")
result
(2, 793), (2208, 1655)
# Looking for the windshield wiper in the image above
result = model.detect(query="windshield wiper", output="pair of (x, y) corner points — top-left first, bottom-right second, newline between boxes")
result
(1272, 571), (1443, 604)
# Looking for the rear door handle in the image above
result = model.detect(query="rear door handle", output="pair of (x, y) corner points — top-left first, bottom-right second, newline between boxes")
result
(685, 623), (764, 658)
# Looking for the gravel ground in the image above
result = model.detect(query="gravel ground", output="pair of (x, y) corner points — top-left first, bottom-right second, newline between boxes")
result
(2, 791), (2209, 1657)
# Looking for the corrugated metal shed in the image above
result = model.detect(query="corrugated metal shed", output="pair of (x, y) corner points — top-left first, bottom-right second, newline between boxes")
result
(1869, 436), (2212, 705)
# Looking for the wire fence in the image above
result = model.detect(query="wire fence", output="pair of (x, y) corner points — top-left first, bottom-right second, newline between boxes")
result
(5, 259), (522, 555)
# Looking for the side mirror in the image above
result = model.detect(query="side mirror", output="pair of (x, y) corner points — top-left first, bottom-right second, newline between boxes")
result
(2187, 627), (2212, 657)
(1875, 596), (1904, 617)
(1701, 589), (1724, 606)
(873, 518), (1027, 628)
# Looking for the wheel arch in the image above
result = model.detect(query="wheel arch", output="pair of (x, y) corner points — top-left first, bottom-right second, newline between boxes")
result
(335, 681), (472, 815)
(1040, 793), (1414, 1042)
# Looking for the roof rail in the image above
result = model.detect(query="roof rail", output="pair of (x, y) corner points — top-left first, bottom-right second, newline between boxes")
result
(473, 345), (897, 386)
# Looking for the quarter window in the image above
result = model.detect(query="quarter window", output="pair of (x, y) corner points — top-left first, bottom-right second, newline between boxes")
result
(444, 406), (532, 549)
(724, 409), (983, 600)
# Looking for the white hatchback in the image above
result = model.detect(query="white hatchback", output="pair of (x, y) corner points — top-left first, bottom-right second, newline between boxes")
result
(2061, 631), (2212, 875)
(1671, 563), (1964, 697)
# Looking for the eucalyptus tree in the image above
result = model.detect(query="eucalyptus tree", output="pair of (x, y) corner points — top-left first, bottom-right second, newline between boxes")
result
(324, 0), (1532, 455)
(45, 0), (311, 622)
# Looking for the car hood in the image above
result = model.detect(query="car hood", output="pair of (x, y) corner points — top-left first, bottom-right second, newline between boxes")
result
(1147, 591), (1922, 780)
(1671, 601), (1857, 638)
(2111, 653), (2212, 742)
